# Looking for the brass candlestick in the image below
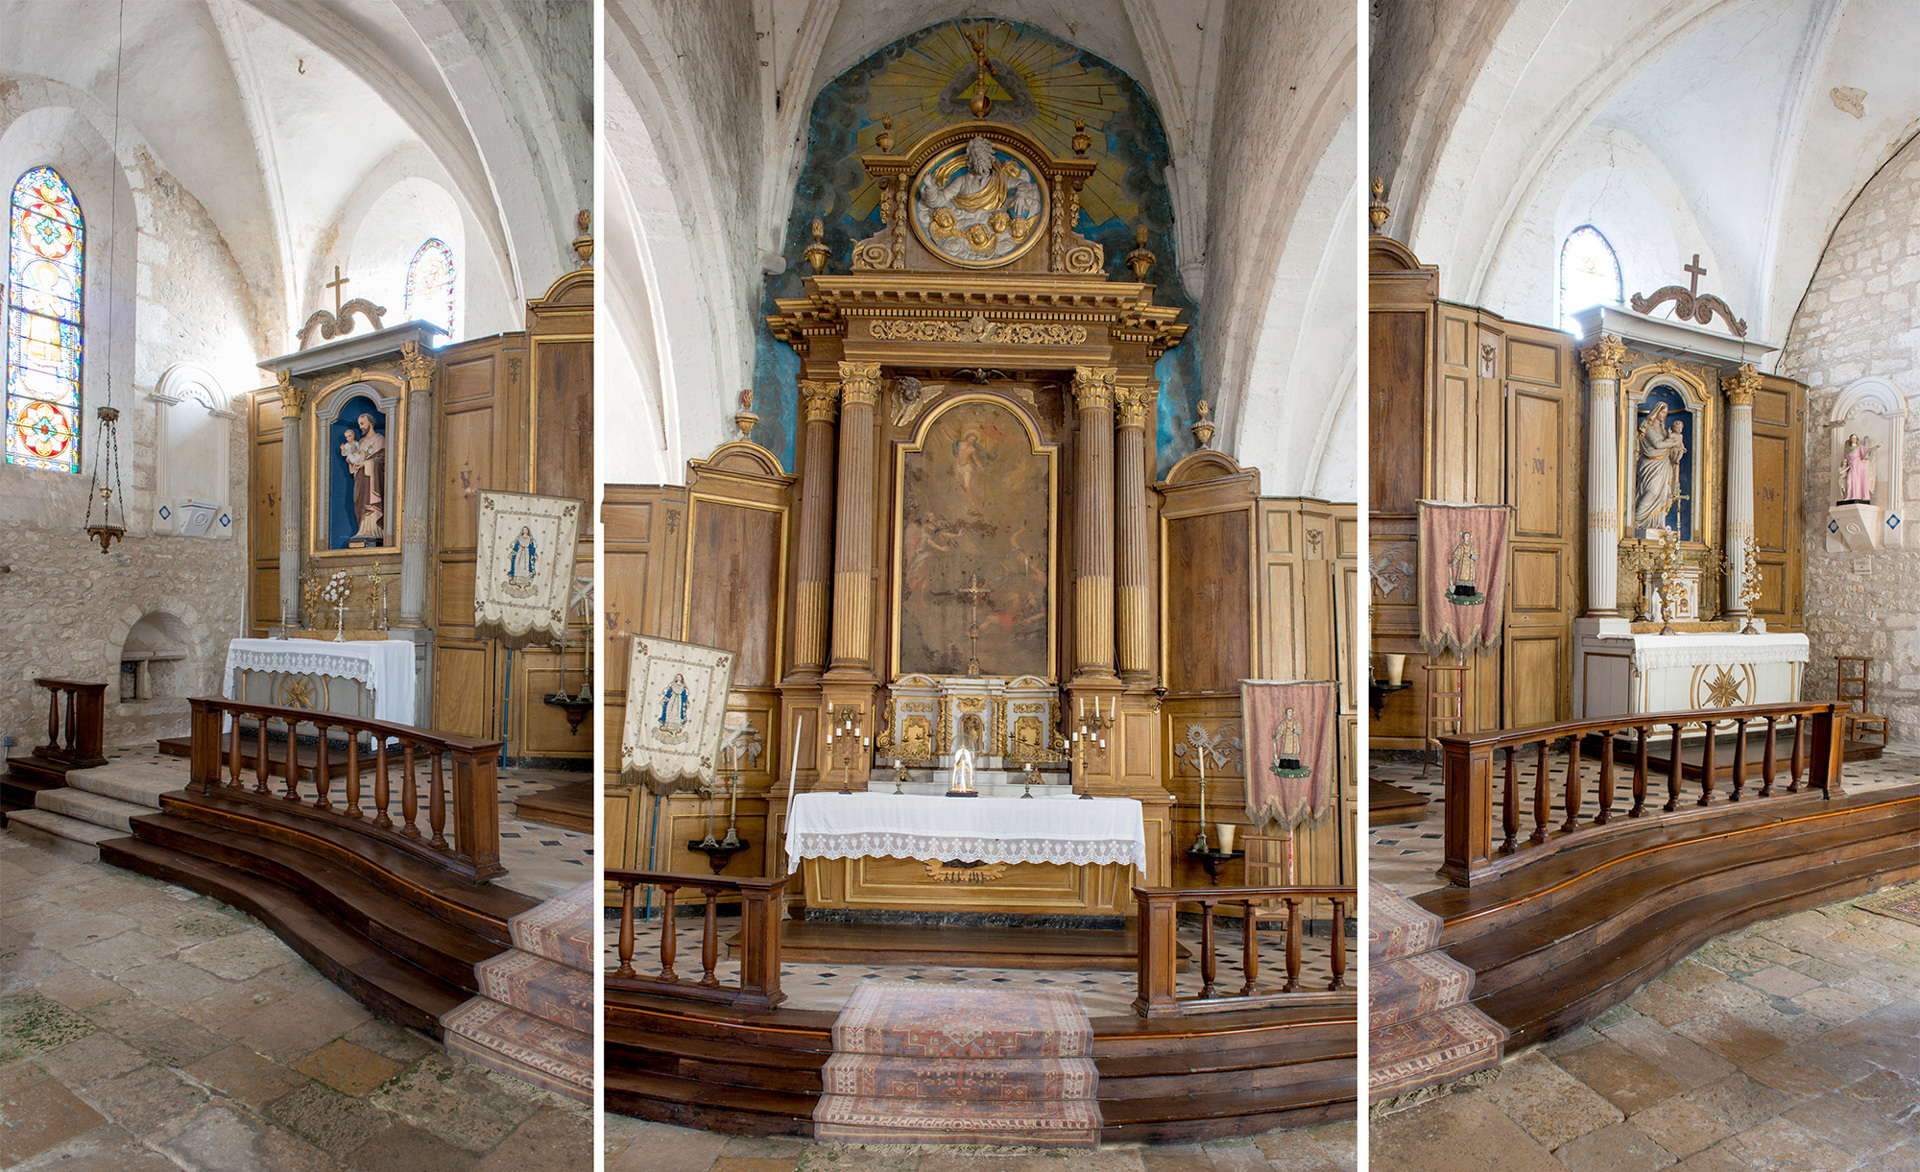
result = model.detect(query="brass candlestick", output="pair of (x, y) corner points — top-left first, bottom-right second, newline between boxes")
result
(1657, 527), (1685, 635)
(1738, 539), (1762, 634)
(1072, 697), (1113, 801)
(825, 705), (867, 794)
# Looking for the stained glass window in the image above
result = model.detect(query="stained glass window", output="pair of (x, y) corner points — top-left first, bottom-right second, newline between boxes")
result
(1560, 225), (1622, 336)
(404, 237), (455, 344)
(7, 166), (84, 472)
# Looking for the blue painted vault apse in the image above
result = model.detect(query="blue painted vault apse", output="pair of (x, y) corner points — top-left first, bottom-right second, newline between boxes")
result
(752, 21), (1203, 479)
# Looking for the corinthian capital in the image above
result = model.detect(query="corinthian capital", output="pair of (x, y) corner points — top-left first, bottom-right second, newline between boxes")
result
(1723, 364), (1761, 408)
(798, 379), (841, 424)
(401, 340), (437, 394)
(1114, 383), (1158, 430)
(1579, 333), (1627, 382)
(276, 369), (309, 418)
(1071, 366), (1118, 412)
(838, 361), (882, 407)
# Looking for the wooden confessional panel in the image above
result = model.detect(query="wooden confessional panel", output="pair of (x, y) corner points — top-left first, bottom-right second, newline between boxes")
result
(1501, 323), (1580, 728)
(247, 391), (283, 636)
(1162, 507), (1254, 693)
(1751, 376), (1805, 631)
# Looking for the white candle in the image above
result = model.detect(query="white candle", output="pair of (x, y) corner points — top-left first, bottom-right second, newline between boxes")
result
(786, 714), (802, 803)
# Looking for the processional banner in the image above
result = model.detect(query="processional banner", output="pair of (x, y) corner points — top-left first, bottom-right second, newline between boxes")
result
(474, 491), (582, 649)
(1241, 680), (1336, 831)
(1418, 500), (1512, 658)
(620, 637), (736, 794)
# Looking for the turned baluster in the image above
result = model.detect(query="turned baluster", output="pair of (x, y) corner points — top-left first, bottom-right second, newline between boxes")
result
(1500, 745), (1519, 854)
(373, 740), (392, 829)
(659, 883), (680, 981)
(1282, 897), (1303, 993)
(700, 890), (721, 988)
(63, 687), (76, 753)
(1238, 899), (1259, 995)
(344, 737), (362, 819)
(1631, 725), (1649, 817)
(227, 714), (242, 789)
(283, 718), (303, 802)
(257, 714), (272, 794)
(1595, 728), (1615, 825)
(1198, 897), (1218, 998)
(314, 724), (332, 810)
(1665, 723), (1684, 812)
(1760, 716), (1779, 797)
(429, 750), (448, 850)
(400, 743), (420, 836)
(1789, 715), (1805, 792)
(1699, 719), (1718, 806)
(1730, 718), (1749, 801)
(1561, 734), (1584, 833)
(1531, 740), (1551, 844)
(1328, 896), (1348, 991)
(615, 880), (637, 978)
(45, 686), (59, 751)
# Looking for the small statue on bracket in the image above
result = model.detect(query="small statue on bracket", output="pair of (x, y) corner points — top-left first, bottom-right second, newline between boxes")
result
(1840, 433), (1876, 505)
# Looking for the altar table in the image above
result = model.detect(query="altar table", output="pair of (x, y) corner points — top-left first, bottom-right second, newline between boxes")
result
(223, 638), (417, 727)
(784, 792), (1149, 916)
(1575, 629), (1808, 720)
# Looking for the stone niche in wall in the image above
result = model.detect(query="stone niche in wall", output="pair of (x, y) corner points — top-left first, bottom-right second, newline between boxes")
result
(149, 363), (236, 538)
(1826, 376), (1906, 552)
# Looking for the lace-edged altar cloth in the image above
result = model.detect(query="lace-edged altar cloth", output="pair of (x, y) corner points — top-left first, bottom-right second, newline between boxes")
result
(222, 638), (417, 727)
(785, 792), (1148, 876)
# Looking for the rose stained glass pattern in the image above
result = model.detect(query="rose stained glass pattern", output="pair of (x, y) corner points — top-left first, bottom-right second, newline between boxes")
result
(7, 166), (83, 471)
(404, 237), (455, 343)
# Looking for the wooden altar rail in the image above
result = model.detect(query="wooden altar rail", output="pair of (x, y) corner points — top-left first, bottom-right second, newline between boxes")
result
(1440, 700), (1846, 887)
(604, 869), (787, 1011)
(34, 678), (107, 769)
(1131, 885), (1353, 1020)
(186, 696), (504, 885)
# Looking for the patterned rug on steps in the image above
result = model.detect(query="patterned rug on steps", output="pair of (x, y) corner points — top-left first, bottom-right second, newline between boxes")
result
(1368, 881), (1506, 1102)
(1855, 881), (1920, 929)
(813, 983), (1102, 1147)
(442, 881), (594, 1104)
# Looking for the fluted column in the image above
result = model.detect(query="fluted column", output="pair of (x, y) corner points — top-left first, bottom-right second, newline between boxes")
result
(1072, 366), (1118, 679)
(1580, 335), (1626, 615)
(1723, 365), (1760, 616)
(398, 342), (436, 628)
(1114, 380), (1156, 679)
(276, 370), (308, 628)
(828, 362), (881, 673)
(792, 379), (841, 676)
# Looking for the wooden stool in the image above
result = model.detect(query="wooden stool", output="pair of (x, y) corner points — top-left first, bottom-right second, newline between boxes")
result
(1837, 656), (1889, 761)
(1422, 661), (1468, 778)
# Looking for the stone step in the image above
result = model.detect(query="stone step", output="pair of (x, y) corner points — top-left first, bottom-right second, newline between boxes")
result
(506, 881), (596, 972)
(61, 759), (180, 809)
(5, 807), (124, 862)
(35, 787), (152, 833)
(442, 996), (591, 1104)
(476, 951), (591, 1034)
(1369, 1001), (1508, 1103)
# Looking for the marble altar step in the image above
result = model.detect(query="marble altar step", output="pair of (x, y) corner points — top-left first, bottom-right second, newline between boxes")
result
(3, 757), (178, 860)
(741, 921), (1190, 972)
(4, 807), (124, 861)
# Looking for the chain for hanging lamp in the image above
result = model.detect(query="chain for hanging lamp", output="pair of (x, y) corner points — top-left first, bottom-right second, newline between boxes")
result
(83, 0), (128, 554)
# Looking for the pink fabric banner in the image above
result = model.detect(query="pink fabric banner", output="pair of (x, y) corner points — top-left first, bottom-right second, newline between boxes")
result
(1241, 680), (1336, 831)
(1418, 501), (1512, 659)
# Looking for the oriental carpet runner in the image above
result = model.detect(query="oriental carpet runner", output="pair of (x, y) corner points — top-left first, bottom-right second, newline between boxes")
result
(441, 882), (593, 1103)
(1855, 881), (1920, 929)
(812, 983), (1101, 1146)
(1368, 881), (1506, 1101)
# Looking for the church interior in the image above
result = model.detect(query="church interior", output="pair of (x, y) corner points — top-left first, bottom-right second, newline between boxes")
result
(0, 2), (595, 1169)
(599, 0), (1361, 1162)
(1367, 1), (1920, 1168)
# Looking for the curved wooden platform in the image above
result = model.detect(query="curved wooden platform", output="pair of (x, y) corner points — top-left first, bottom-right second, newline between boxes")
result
(604, 988), (1357, 1143)
(100, 789), (535, 1036)
(1415, 785), (1920, 1050)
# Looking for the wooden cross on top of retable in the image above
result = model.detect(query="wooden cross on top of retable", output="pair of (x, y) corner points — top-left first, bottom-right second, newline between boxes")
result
(297, 263), (389, 350)
(1682, 254), (1706, 295)
(959, 572), (990, 678)
(1630, 250), (1747, 337)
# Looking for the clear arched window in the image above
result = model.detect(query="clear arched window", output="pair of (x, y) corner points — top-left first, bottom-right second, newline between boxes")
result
(1560, 225), (1622, 336)
(404, 237), (455, 344)
(6, 166), (84, 472)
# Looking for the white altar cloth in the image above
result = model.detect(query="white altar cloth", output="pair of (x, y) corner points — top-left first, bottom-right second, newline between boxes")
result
(222, 639), (417, 727)
(1575, 628), (1809, 720)
(785, 792), (1147, 876)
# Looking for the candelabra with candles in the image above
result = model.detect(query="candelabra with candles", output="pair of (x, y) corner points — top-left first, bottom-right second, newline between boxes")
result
(1070, 696), (1113, 800)
(825, 705), (868, 794)
(1738, 538), (1762, 634)
(1657, 526), (1686, 635)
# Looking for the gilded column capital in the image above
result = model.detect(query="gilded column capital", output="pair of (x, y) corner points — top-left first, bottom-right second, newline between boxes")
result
(1723, 364), (1761, 408)
(1071, 366), (1118, 413)
(1114, 384), (1158, 430)
(1580, 334), (1627, 382)
(799, 379), (841, 424)
(838, 361), (882, 407)
(401, 340), (437, 395)
(276, 369), (309, 419)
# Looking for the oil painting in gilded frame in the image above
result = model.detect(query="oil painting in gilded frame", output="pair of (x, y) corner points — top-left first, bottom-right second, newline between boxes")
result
(1618, 364), (1717, 547)
(308, 376), (405, 557)
(892, 395), (1056, 680)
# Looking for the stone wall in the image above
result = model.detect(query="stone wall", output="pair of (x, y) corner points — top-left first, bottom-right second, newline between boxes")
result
(1778, 134), (1920, 743)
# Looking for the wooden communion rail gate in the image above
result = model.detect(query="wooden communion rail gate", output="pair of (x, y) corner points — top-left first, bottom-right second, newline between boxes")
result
(34, 677), (108, 770)
(1439, 700), (1846, 886)
(186, 695), (504, 884)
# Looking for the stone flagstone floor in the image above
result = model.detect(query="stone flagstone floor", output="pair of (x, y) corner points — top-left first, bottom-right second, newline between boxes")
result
(604, 1114), (1358, 1171)
(0, 830), (591, 1170)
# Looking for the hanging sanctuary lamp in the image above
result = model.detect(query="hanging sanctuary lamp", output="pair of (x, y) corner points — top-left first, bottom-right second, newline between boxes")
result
(83, 1), (129, 554)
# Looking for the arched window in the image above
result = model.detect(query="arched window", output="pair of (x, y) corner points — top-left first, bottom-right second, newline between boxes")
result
(404, 237), (455, 344)
(6, 166), (84, 472)
(1560, 225), (1622, 336)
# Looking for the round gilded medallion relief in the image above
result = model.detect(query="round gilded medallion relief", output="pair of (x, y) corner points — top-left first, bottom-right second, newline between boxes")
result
(908, 136), (1048, 268)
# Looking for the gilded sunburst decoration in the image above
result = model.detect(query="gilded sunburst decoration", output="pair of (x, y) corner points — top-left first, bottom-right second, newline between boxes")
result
(1704, 666), (1747, 708)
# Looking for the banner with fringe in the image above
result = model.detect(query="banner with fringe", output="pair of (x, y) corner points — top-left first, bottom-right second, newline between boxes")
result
(474, 491), (582, 649)
(620, 637), (736, 794)
(1418, 500), (1512, 659)
(1241, 679), (1336, 831)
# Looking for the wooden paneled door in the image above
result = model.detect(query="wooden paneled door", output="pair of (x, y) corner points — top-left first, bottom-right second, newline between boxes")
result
(1498, 319), (1581, 728)
(1751, 375), (1805, 631)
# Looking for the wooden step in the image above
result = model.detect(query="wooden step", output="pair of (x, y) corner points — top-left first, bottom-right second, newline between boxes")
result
(1845, 740), (1884, 762)
(101, 836), (472, 1034)
(606, 1068), (817, 1137)
(746, 920), (1187, 972)
(156, 731), (366, 779)
(1370, 779), (1430, 825)
(5, 755), (72, 794)
(1097, 1078), (1356, 1142)
(512, 779), (593, 833)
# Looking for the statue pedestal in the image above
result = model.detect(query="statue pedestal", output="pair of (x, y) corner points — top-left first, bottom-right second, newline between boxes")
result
(1827, 502), (1885, 552)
